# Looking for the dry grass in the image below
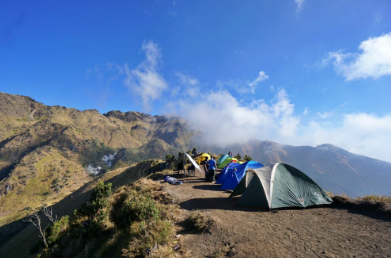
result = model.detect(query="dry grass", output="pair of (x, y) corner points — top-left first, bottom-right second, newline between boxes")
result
(188, 210), (214, 233)
(209, 243), (237, 258)
(359, 195), (391, 203)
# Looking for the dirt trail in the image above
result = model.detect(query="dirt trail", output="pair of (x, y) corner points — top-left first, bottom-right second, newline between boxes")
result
(163, 170), (391, 258)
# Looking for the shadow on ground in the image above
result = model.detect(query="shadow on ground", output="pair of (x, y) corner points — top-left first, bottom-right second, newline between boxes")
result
(179, 197), (269, 213)
(192, 184), (225, 191)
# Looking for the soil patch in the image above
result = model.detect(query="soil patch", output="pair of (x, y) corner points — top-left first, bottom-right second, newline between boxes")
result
(164, 170), (391, 258)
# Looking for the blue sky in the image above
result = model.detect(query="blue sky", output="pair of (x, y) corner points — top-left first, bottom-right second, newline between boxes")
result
(1, 0), (391, 161)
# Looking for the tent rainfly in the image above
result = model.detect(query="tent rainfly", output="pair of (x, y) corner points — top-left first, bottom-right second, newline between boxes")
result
(216, 155), (231, 166)
(230, 163), (333, 209)
(218, 157), (238, 169)
(220, 161), (263, 190)
(215, 162), (241, 185)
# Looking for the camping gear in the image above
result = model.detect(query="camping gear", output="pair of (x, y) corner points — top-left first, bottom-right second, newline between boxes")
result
(185, 153), (203, 174)
(230, 163), (332, 209)
(217, 157), (238, 169)
(220, 161), (263, 190)
(216, 155), (231, 166)
(164, 176), (183, 185)
(197, 153), (211, 164)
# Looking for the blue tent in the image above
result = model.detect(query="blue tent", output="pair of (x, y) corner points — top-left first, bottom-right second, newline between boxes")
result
(216, 162), (241, 185)
(217, 155), (231, 166)
(220, 161), (264, 190)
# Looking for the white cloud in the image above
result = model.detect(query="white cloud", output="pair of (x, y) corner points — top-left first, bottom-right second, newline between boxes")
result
(124, 41), (168, 110)
(173, 88), (300, 147)
(175, 72), (199, 86)
(167, 88), (391, 162)
(295, 0), (305, 12)
(317, 111), (335, 119)
(325, 32), (391, 80)
(248, 71), (269, 94)
(302, 113), (391, 162)
(175, 72), (200, 97)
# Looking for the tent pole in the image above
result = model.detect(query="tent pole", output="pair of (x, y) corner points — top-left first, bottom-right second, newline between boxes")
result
(183, 151), (186, 178)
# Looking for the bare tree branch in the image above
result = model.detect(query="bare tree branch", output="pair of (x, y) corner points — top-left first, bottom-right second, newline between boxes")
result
(23, 211), (48, 248)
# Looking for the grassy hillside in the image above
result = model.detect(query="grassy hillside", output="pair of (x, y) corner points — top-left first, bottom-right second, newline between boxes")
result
(0, 92), (193, 229)
(0, 159), (168, 257)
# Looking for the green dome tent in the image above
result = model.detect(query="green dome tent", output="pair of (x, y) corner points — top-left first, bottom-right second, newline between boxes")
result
(230, 163), (332, 209)
(218, 157), (238, 169)
(216, 155), (231, 166)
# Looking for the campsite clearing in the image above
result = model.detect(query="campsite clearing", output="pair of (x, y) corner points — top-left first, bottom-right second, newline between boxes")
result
(164, 170), (391, 258)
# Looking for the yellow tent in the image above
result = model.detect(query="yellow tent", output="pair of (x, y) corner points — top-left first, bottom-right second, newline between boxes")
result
(197, 153), (211, 164)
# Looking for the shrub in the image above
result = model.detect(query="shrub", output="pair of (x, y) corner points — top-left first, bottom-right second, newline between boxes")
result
(90, 181), (112, 223)
(123, 219), (174, 257)
(235, 153), (242, 160)
(243, 154), (252, 161)
(188, 210), (214, 233)
(46, 215), (70, 245)
(123, 192), (160, 225)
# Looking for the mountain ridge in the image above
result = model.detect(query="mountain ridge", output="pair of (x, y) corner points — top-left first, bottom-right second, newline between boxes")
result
(0, 92), (390, 228)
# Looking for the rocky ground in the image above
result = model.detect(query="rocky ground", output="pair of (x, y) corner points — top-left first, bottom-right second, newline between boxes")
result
(164, 170), (391, 258)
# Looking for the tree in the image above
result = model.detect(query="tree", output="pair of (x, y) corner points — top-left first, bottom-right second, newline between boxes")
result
(235, 153), (242, 160)
(24, 205), (57, 248)
(243, 154), (252, 161)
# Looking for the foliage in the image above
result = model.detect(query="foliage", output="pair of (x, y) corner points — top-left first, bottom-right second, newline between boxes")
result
(45, 215), (70, 245)
(188, 210), (214, 233)
(123, 219), (174, 257)
(90, 181), (112, 221)
(165, 154), (176, 169)
(72, 181), (112, 232)
(31, 175), (178, 258)
(235, 153), (242, 160)
(243, 154), (252, 161)
(113, 190), (161, 229)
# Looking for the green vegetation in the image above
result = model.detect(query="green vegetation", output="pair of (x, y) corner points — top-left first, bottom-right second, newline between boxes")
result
(30, 178), (179, 258)
(46, 216), (70, 245)
(243, 154), (252, 161)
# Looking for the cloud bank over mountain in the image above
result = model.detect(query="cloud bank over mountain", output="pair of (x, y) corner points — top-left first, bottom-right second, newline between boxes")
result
(88, 39), (391, 163)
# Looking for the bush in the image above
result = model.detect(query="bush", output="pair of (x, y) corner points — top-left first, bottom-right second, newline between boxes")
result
(123, 219), (174, 257)
(235, 153), (242, 160)
(90, 182), (113, 210)
(243, 154), (252, 161)
(188, 210), (214, 233)
(112, 191), (161, 229)
(46, 215), (70, 245)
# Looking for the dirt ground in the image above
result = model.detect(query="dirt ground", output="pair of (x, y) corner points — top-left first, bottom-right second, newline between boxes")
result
(163, 170), (391, 258)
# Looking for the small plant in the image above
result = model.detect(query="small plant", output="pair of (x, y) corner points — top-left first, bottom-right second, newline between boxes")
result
(188, 210), (214, 233)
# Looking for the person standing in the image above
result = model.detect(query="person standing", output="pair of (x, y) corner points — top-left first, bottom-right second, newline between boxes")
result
(228, 151), (232, 157)
(206, 157), (217, 182)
